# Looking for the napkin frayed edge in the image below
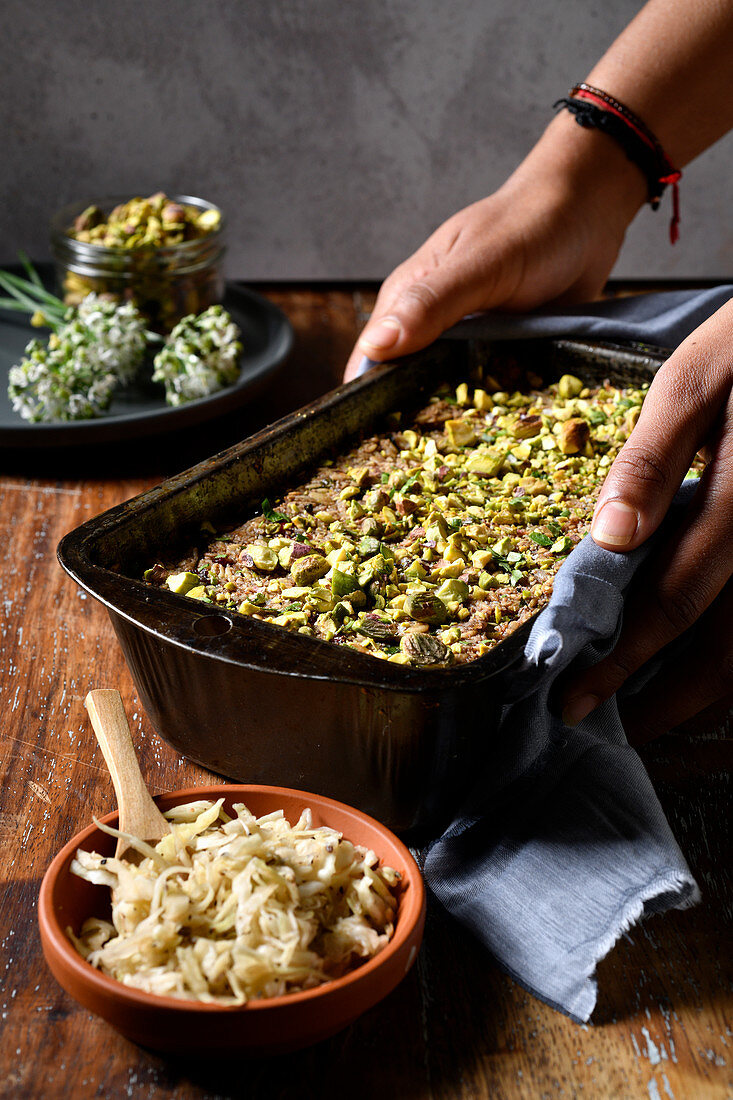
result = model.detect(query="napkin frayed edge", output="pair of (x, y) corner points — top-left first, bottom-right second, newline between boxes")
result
(471, 865), (699, 1024)
(565, 868), (701, 1022)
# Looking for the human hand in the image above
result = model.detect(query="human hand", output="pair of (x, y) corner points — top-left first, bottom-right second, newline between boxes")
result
(343, 115), (647, 381)
(560, 297), (733, 742)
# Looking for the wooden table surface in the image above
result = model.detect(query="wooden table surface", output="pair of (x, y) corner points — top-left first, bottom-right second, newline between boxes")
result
(1, 286), (730, 1100)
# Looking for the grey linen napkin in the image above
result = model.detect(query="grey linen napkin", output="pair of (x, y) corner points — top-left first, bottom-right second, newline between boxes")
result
(424, 482), (701, 1023)
(355, 284), (733, 377)
(441, 283), (733, 346)
(356, 286), (731, 1021)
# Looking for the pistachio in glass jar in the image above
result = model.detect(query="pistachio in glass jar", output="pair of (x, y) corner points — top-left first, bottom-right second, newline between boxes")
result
(50, 193), (226, 333)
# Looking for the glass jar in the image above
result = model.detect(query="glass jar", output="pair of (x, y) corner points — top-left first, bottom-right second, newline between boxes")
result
(50, 194), (226, 333)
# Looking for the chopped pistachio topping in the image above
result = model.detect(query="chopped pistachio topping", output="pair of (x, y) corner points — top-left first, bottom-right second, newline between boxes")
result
(143, 368), (676, 668)
(68, 192), (221, 249)
(62, 193), (224, 332)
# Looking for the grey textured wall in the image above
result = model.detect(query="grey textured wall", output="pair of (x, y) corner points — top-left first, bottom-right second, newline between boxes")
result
(2, 0), (731, 280)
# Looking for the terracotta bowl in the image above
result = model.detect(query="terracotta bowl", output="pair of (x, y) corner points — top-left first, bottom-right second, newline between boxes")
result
(39, 784), (426, 1055)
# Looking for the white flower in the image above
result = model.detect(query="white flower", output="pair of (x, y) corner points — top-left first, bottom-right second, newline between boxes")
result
(73, 294), (146, 384)
(152, 305), (242, 406)
(8, 336), (117, 423)
(7, 293), (147, 423)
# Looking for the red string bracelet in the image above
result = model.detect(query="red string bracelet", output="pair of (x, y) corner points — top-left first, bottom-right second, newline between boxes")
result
(554, 83), (682, 244)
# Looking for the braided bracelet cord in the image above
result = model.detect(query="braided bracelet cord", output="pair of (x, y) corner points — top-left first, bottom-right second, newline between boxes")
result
(554, 83), (682, 244)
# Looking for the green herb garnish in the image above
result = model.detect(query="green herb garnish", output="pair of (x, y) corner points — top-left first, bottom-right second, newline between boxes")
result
(261, 498), (287, 523)
(0, 255), (67, 331)
(389, 474), (418, 499)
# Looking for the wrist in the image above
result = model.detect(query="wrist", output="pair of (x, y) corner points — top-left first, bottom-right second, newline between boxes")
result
(518, 112), (648, 231)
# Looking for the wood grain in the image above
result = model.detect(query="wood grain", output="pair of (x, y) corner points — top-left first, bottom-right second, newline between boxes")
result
(0, 287), (730, 1100)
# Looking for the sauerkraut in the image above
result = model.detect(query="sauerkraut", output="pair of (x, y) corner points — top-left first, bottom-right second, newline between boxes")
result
(67, 799), (401, 1004)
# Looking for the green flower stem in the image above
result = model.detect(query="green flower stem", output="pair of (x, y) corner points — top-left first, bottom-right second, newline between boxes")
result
(18, 250), (45, 289)
(0, 267), (67, 331)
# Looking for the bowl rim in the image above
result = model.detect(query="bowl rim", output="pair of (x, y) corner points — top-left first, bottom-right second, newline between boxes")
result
(39, 783), (426, 1015)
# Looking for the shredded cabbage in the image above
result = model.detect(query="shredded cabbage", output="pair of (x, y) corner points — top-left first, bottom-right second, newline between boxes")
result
(67, 799), (401, 1004)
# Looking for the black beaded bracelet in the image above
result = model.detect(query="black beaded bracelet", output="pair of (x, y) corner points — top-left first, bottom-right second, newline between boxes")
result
(554, 83), (682, 243)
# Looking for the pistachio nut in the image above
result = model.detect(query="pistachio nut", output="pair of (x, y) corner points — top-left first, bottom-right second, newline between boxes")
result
(400, 632), (452, 665)
(355, 617), (398, 641)
(559, 417), (591, 454)
(404, 592), (448, 625)
(291, 554), (329, 586)
(245, 544), (279, 572)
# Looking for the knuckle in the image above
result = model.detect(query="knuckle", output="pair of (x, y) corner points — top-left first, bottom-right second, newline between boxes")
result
(654, 356), (705, 407)
(651, 580), (708, 636)
(376, 258), (421, 299)
(603, 650), (638, 691)
(375, 271), (406, 306)
(384, 258), (416, 286)
(608, 443), (674, 494)
(396, 280), (441, 319)
(586, 650), (638, 698)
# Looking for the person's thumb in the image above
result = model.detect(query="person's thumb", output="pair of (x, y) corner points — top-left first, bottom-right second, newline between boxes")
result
(590, 406), (697, 553)
(343, 249), (499, 382)
(360, 266), (486, 358)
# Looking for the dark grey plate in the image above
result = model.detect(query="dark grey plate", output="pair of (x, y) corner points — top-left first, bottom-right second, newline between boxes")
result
(0, 283), (293, 447)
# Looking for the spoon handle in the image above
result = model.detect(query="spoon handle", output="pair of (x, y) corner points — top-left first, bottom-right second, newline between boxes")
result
(84, 689), (169, 849)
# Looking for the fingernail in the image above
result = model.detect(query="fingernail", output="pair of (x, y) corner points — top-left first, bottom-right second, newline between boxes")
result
(591, 500), (638, 548)
(359, 317), (401, 352)
(562, 693), (600, 728)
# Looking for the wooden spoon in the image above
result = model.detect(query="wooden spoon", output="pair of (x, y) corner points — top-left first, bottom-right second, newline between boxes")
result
(84, 689), (171, 859)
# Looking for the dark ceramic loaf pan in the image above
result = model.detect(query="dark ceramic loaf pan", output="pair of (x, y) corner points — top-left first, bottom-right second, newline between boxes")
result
(57, 337), (667, 839)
